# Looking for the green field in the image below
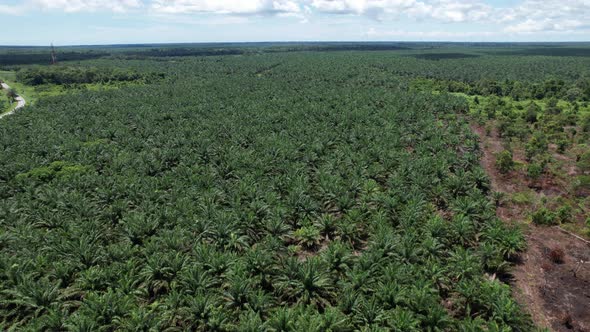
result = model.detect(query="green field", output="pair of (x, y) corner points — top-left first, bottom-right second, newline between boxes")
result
(1, 43), (589, 331)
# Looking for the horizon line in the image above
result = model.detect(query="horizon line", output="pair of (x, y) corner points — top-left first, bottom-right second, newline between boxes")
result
(1, 41), (590, 48)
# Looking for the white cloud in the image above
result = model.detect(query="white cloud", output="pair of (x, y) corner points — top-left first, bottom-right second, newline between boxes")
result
(309, 0), (492, 22)
(5, 0), (590, 38)
(504, 18), (587, 34)
(31, 0), (142, 13)
(365, 27), (497, 39)
(147, 0), (493, 22)
(149, 0), (302, 15)
(0, 3), (27, 15)
(425, 0), (491, 23)
(501, 0), (590, 33)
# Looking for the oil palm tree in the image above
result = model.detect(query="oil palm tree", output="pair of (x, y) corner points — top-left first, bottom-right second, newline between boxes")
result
(139, 251), (186, 299)
(320, 241), (353, 276)
(386, 307), (421, 332)
(275, 257), (335, 308)
(353, 296), (385, 327)
(0, 276), (62, 325)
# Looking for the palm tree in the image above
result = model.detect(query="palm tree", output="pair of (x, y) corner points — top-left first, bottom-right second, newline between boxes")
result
(222, 266), (255, 310)
(225, 232), (250, 253)
(337, 286), (359, 315)
(244, 247), (275, 291)
(177, 264), (216, 295)
(275, 257), (335, 308)
(376, 281), (407, 310)
(0, 276), (62, 325)
(139, 251), (186, 299)
(263, 217), (291, 239)
(112, 306), (160, 331)
(264, 306), (297, 331)
(236, 309), (264, 332)
(122, 212), (160, 246)
(386, 307), (421, 332)
(320, 241), (353, 276)
(447, 247), (482, 282)
(180, 291), (220, 330)
(450, 214), (476, 246)
(353, 296), (385, 327)
(313, 213), (338, 239)
(320, 305), (351, 331)
(482, 220), (525, 260)
(73, 290), (133, 330)
(246, 288), (273, 314)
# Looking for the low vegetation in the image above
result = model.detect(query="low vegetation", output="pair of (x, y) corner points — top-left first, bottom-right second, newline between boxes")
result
(16, 66), (163, 86)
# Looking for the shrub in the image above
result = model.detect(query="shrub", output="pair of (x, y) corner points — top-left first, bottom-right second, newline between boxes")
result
(526, 162), (544, 180)
(531, 208), (556, 226)
(492, 191), (505, 207)
(6, 88), (18, 102)
(573, 175), (590, 196)
(556, 205), (573, 223)
(581, 114), (590, 133)
(524, 102), (539, 123)
(525, 132), (548, 160)
(578, 151), (590, 173)
(485, 124), (492, 136)
(548, 247), (565, 264)
(511, 191), (535, 205)
(495, 150), (514, 174)
(556, 139), (570, 153)
(15, 161), (90, 182)
(566, 87), (583, 102)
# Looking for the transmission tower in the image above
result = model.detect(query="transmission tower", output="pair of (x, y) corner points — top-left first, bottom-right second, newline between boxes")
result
(50, 43), (57, 65)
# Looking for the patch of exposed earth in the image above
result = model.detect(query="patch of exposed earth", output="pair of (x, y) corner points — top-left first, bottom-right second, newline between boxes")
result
(471, 123), (590, 332)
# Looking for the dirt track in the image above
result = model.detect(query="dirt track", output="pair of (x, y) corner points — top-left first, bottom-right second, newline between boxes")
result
(0, 82), (26, 119)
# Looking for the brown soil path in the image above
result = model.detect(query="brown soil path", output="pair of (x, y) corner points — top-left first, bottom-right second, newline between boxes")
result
(471, 123), (590, 332)
(1, 82), (26, 119)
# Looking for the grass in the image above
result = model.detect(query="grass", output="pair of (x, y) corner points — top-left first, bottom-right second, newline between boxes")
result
(0, 92), (10, 115)
(560, 222), (590, 239)
(0, 70), (128, 114)
(0, 70), (39, 106)
(511, 190), (537, 205)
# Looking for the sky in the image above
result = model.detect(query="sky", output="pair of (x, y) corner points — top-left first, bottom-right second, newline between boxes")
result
(0, 0), (589, 45)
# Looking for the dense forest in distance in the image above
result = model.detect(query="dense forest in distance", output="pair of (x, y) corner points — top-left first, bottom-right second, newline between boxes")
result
(1, 42), (589, 331)
(2, 42), (590, 65)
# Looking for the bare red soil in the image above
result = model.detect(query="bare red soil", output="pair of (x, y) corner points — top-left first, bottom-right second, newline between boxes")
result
(471, 123), (590, 332)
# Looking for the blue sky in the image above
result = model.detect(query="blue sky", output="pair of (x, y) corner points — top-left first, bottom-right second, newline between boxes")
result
(1, 0), (589, 45)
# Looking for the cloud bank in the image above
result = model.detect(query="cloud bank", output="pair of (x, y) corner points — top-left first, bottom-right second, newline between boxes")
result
(5, 0), (590, 39)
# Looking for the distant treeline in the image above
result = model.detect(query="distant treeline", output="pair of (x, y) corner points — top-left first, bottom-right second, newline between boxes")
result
(266, 44), (408, 53)
(2, 44), (590, 66)
(118, 48), (246, 59)
(488, 47), (590, 57)
(16, 66), (164, 86)
(0, 52), (108, 66)
(411, 53), (481, 60)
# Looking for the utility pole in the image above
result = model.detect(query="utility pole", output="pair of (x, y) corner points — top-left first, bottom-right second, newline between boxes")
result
(50, 43), (57, 65)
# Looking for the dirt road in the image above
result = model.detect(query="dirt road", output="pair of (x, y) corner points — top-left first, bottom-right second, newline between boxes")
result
(0, 82), (26, 119)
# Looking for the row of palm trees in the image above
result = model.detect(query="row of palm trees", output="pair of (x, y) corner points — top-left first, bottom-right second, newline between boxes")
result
(1, 51), (532, 330)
